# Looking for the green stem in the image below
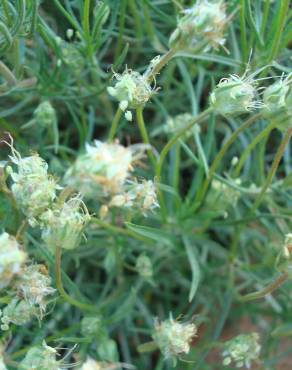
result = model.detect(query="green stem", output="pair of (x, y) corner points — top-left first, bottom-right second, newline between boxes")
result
(146, 48), (177, 83)
(55, 243), (100, 313)
(193, 113), (261, 211)
(233, 120), (277, 177)
(136, 106), (156, 167)
(108, 107), (122, 142)
(251, 128), (292, 212)
(239, 0), (248, 63)
(239, 272), (288, 302)
(0, 61), (17, 86)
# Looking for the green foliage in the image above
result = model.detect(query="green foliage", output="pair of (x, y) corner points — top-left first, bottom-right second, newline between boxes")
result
(0, 0), (292, 369)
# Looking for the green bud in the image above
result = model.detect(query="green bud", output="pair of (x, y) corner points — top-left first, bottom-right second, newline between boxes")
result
(34, 101), (57, 129)
(40, 195), (90, 251)
(18, 342), (62, 370)
(81, 316), (106, 338)
(136, 254), (153, 279)
(222, 332), (261, 369)
(210, 75), (261, 116)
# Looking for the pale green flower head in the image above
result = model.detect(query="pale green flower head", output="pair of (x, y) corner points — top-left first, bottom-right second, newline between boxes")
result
(109, 179), (159, 215)
(18, 341), (63, 370)
(262, 74), (292, 130)
(7, 143), (58, 226)
(169, 0), (228, 52)
(65, 141), (146, 197)
(0, 298), (38, 331)
(136, 254), (153, 279)
(152, 316), (197, 365)
(0, 232), (26, 289)
(222, 332), (261, 368)
(34, 101), (57, 129)
(81, 315), (106, 338)
(41, 195), (90, 251)
(107, 68), (155, 119)
(17, 264), (55, 317)
(210, 74), (262, 116)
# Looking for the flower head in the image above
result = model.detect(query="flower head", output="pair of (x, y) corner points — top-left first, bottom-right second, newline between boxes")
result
(7, 142), (58, 226)
(65, 141), (146, 197)
(0, 232), (26, 289)
(17, 264), (55, 317)
(210, 74), (262, 116)
(109, 179), (159, 215)
(40, 195), (90, 251)
(18, 341), (66, 370)
(262, 74), (292, 130)
(152, 316), (197, 364)
(169, 0), (228, 52)
(0, 298), (38, 331)
(33, 101), (57, 129)
(222, 332), (261, 368)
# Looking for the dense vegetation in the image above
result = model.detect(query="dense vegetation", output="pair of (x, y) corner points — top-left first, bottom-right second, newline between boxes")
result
(0, 0), (291, 369)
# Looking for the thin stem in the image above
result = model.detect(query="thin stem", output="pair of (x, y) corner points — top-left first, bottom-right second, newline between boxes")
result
(193, 113), (261, 211)
(136, 106), (156, 167)
(108, 107), (122, 142)
(233, 120), (277, 177)
(54, 243), (100, 313)
(239, 272), (288, 302)
(251, 128), (292, 212)
(146, 48), (177, 83)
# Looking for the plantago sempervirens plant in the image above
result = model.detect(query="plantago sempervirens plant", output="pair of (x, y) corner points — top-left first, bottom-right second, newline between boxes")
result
(222, 333), (261, 368)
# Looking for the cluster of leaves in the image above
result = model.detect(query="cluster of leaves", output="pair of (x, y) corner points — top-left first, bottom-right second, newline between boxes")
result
(0, 0), (292, 369)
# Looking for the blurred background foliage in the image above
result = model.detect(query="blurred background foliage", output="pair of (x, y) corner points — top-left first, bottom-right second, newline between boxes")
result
(0, 0), (292, 369)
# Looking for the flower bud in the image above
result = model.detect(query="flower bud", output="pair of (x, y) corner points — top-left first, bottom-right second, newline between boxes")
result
(40, 195), (90, 251)
(81, 316), (106, 338)
(107, 68), (156, 119)
(0, 232), (26, 289)
(8, 146), (58, 226)
(17, 264), (55, 318)
(283, 233), (292, 258)
(18, 341), (62, 370)
(169, 1), (228, 52)
(136, 254), (153, 279)
(222, 332), (261, 368)
(152, 316), (197, 364)
(262, 75), (292, 130)
(210, 75), (261, 116)
(65, 141), (145, 197)
(165, 113), (193, 137)
(34, 101), (57, 129)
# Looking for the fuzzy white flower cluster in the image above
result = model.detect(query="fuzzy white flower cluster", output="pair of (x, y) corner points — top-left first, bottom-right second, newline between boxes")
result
(7, 148), (58, 226)
(41, 196), (90, 251)
(152, 316), (197, 364)
(107, 67), (156, 121)
(169, 0), (228, 52)
(210, 74), (262, 116)
(262, 74), (292, 130)
(222, 332), (261, 368)
(0, 264), (55, 330)
(65, 141), (135, 196)
(0, 232), (26, 289)
(109, 179), (159, 215)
